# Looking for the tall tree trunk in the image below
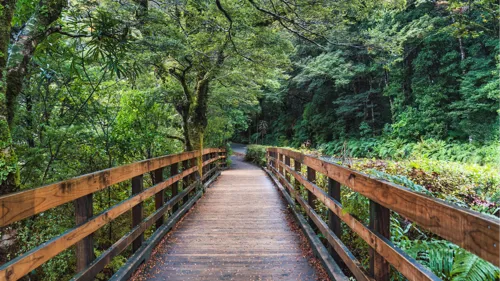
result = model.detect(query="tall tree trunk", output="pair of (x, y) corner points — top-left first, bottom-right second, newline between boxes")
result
(0, 0), (65, 196)
(189, 76), (209, 150)
(0, 0), (19, 264)
(5, 0), (66, 127)
(0, 1), (19, 196)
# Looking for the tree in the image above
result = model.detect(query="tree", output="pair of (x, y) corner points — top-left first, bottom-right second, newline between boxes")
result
(138, 0), (291, 150)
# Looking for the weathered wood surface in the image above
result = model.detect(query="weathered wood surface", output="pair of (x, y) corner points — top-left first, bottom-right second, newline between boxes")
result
(271, 148), (500, 266)
(131, 156), (323, 281)
(0, 149), (224, 227)
(74, 194), (94, 272)
(72, 180), (199, 281)
(0, 166), (198, 281)
(265, 166), (349, 281)
(0, 149), (225, 281)
(268, 165), (370, 281)
(271, 156), (440, 281)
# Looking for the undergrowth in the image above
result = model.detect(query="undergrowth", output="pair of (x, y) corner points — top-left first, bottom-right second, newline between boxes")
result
(247, 143), (500, 280)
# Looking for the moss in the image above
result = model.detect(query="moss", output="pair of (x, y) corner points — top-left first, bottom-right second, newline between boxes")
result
(0, 116), (19, 194)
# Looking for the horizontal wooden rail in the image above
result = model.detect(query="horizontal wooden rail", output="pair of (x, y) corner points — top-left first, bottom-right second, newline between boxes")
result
(266, 148), (500, 281)
(72, 180), (199, 281)
(0, 148), (226, 281)
(270, 160), (437, 281)
(268, 165), (373, 281)
(265, 166), (349, 281)
(0, 148), (223, 227)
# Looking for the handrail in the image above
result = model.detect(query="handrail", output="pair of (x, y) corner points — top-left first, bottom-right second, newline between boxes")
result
(0, 148), (226, 281)
(266, 147), (499, 281)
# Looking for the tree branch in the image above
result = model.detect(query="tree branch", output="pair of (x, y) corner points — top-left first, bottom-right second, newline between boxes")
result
(216, 0), (255, 62)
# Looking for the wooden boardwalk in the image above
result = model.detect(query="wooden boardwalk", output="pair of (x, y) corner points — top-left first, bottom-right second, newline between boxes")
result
(131, 156), (320, 281)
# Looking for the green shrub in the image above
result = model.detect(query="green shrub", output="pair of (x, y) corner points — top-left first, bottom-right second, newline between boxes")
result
(320, 138), (499, 166)
(244, 145), (268, 167)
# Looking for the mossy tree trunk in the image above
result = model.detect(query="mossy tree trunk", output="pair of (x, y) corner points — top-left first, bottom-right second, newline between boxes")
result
(0, 0), (65, 196)
(0, 1), (19, 196)
(5, 0), (66, 127)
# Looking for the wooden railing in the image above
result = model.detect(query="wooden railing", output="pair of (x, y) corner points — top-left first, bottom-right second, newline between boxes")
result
(266, 147), (499, 281)
(0, 148), (226, 281)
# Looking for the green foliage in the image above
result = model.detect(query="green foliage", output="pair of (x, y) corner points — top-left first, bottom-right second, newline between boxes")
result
(320, 138), (499, 165)
(254, 0), (499, 150)
(244, 145), (268, 167)
(450, 250), (500, 281)
(3, 0), (500, 280)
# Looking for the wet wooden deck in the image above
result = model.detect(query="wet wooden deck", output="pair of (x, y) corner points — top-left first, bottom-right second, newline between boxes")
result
(131, 156), (321, 281)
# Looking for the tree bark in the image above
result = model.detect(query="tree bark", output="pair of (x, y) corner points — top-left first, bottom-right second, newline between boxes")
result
(0, 0), (65, 196)
(5, 0), (66, 128)
(0, 0), (19, 196)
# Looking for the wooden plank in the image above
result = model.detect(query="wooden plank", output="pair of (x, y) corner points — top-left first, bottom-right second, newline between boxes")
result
(110, 168), (220, 281)
(171, 163), (179, 212)
(189, 158), (197, 200)
(153, 168), (164, 229)
(202, 148), (225, 155)
(202, 166), (218, 181)
(201, 154), (207, 183)
(182, 160), (190, 205)
(275, 148), (500, 266)
(306, 166), (317, 228)
(74, 194), (94, 272)
(369, 200), (390, 281)
(110, 190), (204, 281)
(328, 178), (342, 264)
(265, 167), (349, 281)
(284, 156), (291, 196)
(132, 175), (144, 253)
(273, 158), (440, 281)
(132, 157), (328, 281)
(0, 166), (198, 281)
(71, 180), (199, 281)
(277, 153), (282, 181)
(269, 165), (371, 281)
(0, 151), (199, 227)
(293, 157), (301, 206)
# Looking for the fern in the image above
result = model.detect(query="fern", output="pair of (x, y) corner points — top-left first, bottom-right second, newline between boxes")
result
(450, 250), (500, 281)
(407, 240), (457, 279)
(400, 240), (499, 281)
(368, 169), (433, 196)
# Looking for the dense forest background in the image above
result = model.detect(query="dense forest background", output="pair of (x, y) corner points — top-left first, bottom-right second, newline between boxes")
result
(0, 0), (498, 280)
(242, 0), (499, 165)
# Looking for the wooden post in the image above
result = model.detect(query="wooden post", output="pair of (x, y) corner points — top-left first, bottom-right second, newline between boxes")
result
(278, 153), (284, 185)
(222, 149), (227, 168)
(207, 153), (211, 180)
(277, 152), (282, 175)
(369, 200), (390, 281)
(75, 194), (94, 272)
(131, 175), (143, 253)
(328, 178), (342, 263)
(293, 159), (301, 206)
(212, 152), (215, 173)
(266, 149), (270, 169)
(171, 163), (179, 212)
(182, 159), (189, 205)
(190, 157), (197, 195)
(183, 160), (189, 204)
(201, 154), (205, 183)
(307, 167), (317, 228)
(284, 156), (291, 195)
(153, 168), (164, 229)
(207, 153), (211, 178)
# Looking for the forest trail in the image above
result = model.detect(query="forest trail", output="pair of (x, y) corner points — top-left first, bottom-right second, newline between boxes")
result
(231, 143), (247, 155)
(131, 155), (320, 281)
